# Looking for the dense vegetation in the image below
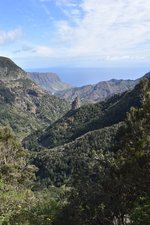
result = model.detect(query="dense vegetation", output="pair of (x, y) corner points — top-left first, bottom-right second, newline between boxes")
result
(0, 57), (70, 138)
(0, 57), (149, 225)
(22, 77), (150, 225)
(0, 84), (15, 104)
(53, 79), (150, 225)
(33, 124), (120, 186)
(0, 126), (67, 225)
(25, 79), (144, 150)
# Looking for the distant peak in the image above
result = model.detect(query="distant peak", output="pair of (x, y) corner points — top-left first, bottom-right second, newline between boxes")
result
(28, 72), (72, 93)
(29, 72), (61, 82)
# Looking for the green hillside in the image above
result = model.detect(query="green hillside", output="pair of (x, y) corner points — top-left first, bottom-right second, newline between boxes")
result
(28, 77), (150, 186)
(26, 77), (148, 150)
(33, 123), (120, 186)
(54, 89), (150, 225)
(0, 57), (70, 138)
(0, 57), (149, 225)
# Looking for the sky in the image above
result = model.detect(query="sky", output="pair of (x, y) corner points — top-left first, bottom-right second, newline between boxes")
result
(0, 0), (150, 84)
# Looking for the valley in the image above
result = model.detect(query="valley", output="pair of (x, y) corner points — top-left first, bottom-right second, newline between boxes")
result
(0, 57), (149, 225)
(0, 57), (70, 138)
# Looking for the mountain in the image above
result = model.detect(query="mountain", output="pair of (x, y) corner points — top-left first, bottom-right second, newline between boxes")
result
(0, 56), (70, 138)
(28, 72), (72, 93)
(27, 76), (150, 187)
(33, 123), (120, 186)
(0, 56), (26, 82)
(1, 59), (149, 224)
(28, 69), (150, 104)
(53, 85), (150, 225)
(25, 76), (149, 152)
(56, 78), (139, 102)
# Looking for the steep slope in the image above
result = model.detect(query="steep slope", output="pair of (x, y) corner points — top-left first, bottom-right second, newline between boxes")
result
(0, 57), (70, 138)
(28, 72), (72, 93)
(56, 78), (139, 102)
(25, 76), (150, 150)
(28, 69), (149, 104)
(32, 76), (150, 186)
(33, 123), (120, 186)
(53, 88), (150, 225)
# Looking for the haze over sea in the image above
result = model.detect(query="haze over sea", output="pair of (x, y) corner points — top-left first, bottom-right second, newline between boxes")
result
(28, 67), (150, 87)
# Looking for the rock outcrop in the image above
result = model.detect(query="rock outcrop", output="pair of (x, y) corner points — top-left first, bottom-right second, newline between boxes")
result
(71, 96), (81, 110)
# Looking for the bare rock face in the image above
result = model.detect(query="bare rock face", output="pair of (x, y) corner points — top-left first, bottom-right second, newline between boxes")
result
(71, 96), (81, 110)
(56, 79), (140, 103)
(28, 72), (72, 93)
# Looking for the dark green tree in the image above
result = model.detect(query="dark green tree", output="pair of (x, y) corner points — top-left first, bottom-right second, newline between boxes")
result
(54, 78), (150, 225)
(0, 126), (36, 224)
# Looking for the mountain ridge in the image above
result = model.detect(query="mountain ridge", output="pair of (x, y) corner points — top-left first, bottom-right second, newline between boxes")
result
(27, 66), (150, 103)
(0, 56), (70, 138)
(28, 76), (150, 187)
(25, 76), (149, 151)
(28, 72), (72, 93)
(56, 78), (139, 102)
(0, 56), (26, 82)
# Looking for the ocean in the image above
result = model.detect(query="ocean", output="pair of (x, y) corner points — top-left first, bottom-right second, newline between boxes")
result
(28, 67), (150, 87)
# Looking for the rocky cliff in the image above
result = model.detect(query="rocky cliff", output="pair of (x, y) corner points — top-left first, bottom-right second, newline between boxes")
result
(28, 72), (72, 93)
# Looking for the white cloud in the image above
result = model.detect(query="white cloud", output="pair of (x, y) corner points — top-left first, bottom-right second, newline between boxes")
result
(0, 28), (22, 45)
(36, 45), (55, 57)
(56, 0), (78, 7)
(52, 0), (150, 60)
(9, 0), (150, 67)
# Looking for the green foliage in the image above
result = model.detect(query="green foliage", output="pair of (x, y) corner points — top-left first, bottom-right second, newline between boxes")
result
(0, 85), (15, 104)
(0, 57), (70, 139)
(130, 197), (150, 225)
(54, 78), (150, 225)
(0, 126), (36, 186)
(6, 186), (66, 225)
(0, 126), (67, 225)
(24, 187), (66, 225)
(28, 79), (144, 150)
(0, 105), (44, 139)
(0, 68), (149, 225)
(0, 126), (36, 224)
(0, 91), (70, 139)
(33, 124), (119, 186)
(0, 182), (35, 225)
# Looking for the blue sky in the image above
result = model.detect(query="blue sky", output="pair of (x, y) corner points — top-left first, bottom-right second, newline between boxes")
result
(0, 0), (150, 84)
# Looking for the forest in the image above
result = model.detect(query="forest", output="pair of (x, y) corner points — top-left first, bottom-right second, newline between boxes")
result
(0, 76), (149, 225)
